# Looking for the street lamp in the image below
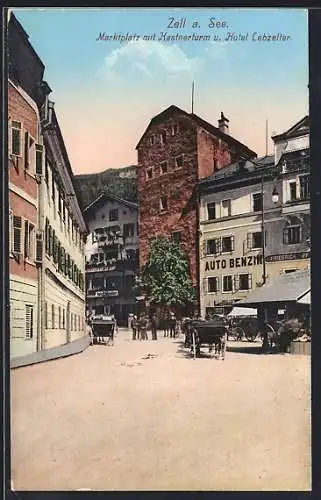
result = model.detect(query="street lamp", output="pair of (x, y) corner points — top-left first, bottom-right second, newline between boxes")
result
(261, 179), (279, 285)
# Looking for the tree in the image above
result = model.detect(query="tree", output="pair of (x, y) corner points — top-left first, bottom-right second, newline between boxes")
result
(140, 236), (196, 308)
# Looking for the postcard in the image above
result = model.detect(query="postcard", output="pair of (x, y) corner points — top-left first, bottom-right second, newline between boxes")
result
(7, 7), (310, 491)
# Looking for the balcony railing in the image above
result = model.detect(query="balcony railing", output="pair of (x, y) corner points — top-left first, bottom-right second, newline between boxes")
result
(281, 157), (309, 174)
(86, 258), (138, 273)
(87, 287), (136, 298)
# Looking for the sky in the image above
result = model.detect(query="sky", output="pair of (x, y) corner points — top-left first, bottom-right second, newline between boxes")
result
(12, 8), (308, 175)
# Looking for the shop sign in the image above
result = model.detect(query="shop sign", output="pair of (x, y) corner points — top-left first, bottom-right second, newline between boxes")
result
(265, 252), (310, 262)
(205, 254), (263, 271)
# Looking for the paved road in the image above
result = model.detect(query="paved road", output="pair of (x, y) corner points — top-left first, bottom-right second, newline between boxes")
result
(11, 329), (311, 491)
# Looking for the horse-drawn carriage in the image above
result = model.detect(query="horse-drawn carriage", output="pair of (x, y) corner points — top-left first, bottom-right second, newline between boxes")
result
(263, 317), (310, 353)
(183, 317), (228, 360)
(90, 315), (116, 345)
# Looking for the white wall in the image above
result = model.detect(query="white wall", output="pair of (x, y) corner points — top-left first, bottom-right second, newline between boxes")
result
(10, 275), (38, 358)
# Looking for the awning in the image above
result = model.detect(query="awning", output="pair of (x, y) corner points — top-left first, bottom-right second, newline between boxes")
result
(227, 307), (257, 317)
(298, 291), (311, 305)
(237, 268), (310, 307)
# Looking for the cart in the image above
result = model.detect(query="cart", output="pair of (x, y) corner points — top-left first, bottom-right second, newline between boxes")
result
(227, 317), (260, 342)
(91, 315), (116, 345)
(186, 318), (228, 360)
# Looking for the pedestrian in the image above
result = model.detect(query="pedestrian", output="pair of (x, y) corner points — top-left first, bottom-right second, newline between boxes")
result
(151, 313), (158, 340)
(163, 313), (169, 338)
(86, 320), (94, 345)
(139, 313), (148, 341)
(169, 313), (177, 338)
(131, 315), (138, 340)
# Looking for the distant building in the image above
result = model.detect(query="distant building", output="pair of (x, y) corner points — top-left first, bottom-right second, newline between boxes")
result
(136, 105), (257, 309)
(83, 193), (139, 325)
(8, 13), (88, 367)
(268, 116), (310, 274)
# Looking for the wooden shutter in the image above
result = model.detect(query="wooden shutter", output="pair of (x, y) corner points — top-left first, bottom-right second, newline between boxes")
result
(45, 219), (49, 253)
(24, 131), (29, 170)
(44, 302), (48, 329)
(233, 275), (239, 292)
(13, 216), (22, 255)
(24, 220), (29, 259)
(248, 274), (253, 289)
(283, 228), (289, 245)
(25, 304), (33, 339)
(203, 278), (208, 293)
(215, 238), (221, 255)
(9, 212), (13, 253)
(231, 235), (235, 251)
(216, 277), (220, 292)
(35, 232), (43, 263)
(247, 233), (252, 249)
(299, 226), (303, 243)
(35, 144), (43, 175)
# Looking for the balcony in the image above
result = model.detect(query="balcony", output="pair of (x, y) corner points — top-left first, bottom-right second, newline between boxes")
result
(87, 288), (119, 298)
(86, 257), (139, 273)
(96, 235), (123, 248)
(281, 156), (309, 174)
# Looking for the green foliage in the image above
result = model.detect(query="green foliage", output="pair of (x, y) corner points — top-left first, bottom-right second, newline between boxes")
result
(141, 236), (196, 307)
(74, 165), (137, 209)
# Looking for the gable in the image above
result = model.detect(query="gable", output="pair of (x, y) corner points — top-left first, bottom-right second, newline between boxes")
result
(272, 116), (309, 142)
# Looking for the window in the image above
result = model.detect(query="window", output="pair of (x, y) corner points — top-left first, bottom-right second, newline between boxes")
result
(11, 120), (22, 156)
(172, 231), (181, 244)
(24, 131), (30, 169)
(171, 124), (178, 136)
(45, 160), (49, 184)
(284, 269), (297, 274)
(160, 131), (167, 144)
(221, 236), (234, 253)
(58, 306), (61, 329)
(253, 193), (263, 212)
(12, 216), (22, 255)
(248, 231), (263, 249)
(208, 277), (218, 293)
(207, 202), (216, 220)
(146, 167), (154, 180)
(283, 225), (302, 245)
(44, 302), (48, 329)
(239, 273), (252, 291)
(35, 144), (43, 175)
(213, 159), (218, 171)
(149, 135), (155, 145)
(160, 196), (168, 212)
(25, 305), (34, 339)
(206, 238), (220, 255)
(299, 175), (310, 200)
(123, 223), (135, 238)
(160, 161), (168, 174)
(221, 199), (231, 218)
(24, 221), (35, 260)
(289, 182), (297, 201)
(51, 304), (55, 329)
(175, 155), (184, 169)
(223, 275), (233, 292)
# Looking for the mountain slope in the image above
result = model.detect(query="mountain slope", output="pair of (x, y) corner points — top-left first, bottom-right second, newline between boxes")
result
(74, 165), (138, 209)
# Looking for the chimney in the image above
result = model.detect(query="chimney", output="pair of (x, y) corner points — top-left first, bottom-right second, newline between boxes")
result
(218, 111), (229, 134)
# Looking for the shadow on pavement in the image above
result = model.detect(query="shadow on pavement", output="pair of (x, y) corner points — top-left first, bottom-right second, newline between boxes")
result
(175, 340), (226, 360)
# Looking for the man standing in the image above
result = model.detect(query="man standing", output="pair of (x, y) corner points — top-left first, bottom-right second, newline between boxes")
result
(169, 313), (177, 338)
(131, 315), (138, 340)
(139, 313), (148, 341)
(151, 313), (158, 341)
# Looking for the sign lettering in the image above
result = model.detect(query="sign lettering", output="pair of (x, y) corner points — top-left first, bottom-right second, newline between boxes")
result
(205, 255), (263, 272)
